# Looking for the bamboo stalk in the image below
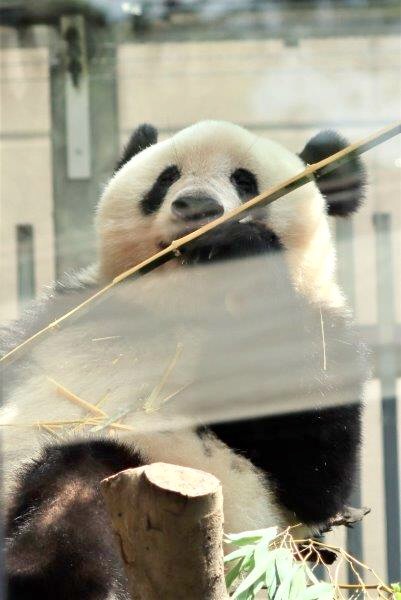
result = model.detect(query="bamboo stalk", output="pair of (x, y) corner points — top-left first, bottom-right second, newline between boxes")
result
(2, 121), (400, 364)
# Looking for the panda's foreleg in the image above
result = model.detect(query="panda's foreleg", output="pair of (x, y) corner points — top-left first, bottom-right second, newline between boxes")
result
(5, 439), (143, 600)
(206, 402), (362, 530)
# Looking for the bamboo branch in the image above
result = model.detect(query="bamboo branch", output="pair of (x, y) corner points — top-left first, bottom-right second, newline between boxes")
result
(47, 376), (107, 417)
(2, 121), (400, 364)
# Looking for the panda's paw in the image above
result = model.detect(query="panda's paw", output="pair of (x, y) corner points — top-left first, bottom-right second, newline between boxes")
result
(318, 505), (371, 535)
(330, 504), (371, 529)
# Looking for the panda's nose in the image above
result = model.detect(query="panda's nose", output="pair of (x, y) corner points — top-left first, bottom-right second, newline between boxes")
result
(171, 195), (224, 222)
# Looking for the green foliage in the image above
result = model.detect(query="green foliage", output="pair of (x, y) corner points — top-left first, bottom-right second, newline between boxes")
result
(391, 582), (401, 600)
(224, 527), (334, 600)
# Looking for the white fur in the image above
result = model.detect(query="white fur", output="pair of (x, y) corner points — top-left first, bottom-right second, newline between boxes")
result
(1, 120), (343, 535)
(1, 294), (282, 532)
(97, 120), (343, 307)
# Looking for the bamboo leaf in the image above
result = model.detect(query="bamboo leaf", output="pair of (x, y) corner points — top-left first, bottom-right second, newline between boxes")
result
(289, 565), (307, 600)
(274, 547), (293, 582)
(274, 564), (302, 600)
(274, 575), (292, 600)
(265, 549), (280, 599)
(252, 576), (266, 596)
(232, 548), (275, 598)
(303, 564), (320, 585)
(224, 546), (255, 563)
(225, 527), (278, 547)
(226, 552), (254, 590)
(299, 582), (334, 600)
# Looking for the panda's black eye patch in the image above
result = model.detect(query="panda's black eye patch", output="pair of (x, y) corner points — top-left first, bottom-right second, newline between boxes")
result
(230, 168), (259, 199)
(141, 165), (180, 215)
(158, 165), (181, 185)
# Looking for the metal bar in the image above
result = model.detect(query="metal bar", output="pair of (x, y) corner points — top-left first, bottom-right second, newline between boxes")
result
(16, 224), (36, 311)
(49, 18), (119, 277)
(373, 212), (401, 581)
(61, 15), (91, 180)
(336, 218), (364, 575)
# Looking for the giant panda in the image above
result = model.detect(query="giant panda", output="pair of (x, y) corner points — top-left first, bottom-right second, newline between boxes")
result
(1, 120), (368, 600)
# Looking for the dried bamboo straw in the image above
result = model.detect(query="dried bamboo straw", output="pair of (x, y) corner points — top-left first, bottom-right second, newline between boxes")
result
(1, 121), (400, 364)
(47, 377), (107, 417)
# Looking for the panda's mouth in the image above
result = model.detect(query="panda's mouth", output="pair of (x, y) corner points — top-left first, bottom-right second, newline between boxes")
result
(158, 219), (282, 266)
(158, 218), (222, 250)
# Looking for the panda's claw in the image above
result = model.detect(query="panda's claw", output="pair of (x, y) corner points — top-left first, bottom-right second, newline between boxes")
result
(330, 505), (371, 529)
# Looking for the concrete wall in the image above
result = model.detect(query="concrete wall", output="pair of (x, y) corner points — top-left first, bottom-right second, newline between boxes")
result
(0, 47), (54, 321)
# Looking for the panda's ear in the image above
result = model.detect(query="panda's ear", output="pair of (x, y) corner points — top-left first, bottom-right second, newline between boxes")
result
(299, 130), (366, 217)
(115, 123), (158, 171)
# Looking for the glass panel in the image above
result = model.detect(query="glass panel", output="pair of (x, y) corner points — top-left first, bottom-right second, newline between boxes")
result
(1, 1), (400, 594)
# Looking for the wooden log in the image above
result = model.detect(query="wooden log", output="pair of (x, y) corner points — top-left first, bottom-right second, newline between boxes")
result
(101, 462), (228, 600)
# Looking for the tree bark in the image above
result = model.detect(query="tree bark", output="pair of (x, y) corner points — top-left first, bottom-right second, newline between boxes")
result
(101, 462), (228, 600)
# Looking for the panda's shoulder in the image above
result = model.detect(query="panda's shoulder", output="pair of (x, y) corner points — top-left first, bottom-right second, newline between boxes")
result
(0, 264), (101, 358)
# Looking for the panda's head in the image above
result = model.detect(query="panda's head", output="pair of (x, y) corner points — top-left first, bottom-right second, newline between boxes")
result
(96, 120), (365, 306)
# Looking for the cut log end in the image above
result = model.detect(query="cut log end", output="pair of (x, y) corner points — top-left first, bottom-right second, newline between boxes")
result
(144, 461), (221, 497)
(101, 462), (228, 600)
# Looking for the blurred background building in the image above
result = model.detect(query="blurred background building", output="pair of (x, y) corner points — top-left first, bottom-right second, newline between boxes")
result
(1, 0), (400, 584)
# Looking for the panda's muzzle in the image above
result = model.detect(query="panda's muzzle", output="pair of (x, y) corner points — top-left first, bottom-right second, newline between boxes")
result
(171, 195), (224, 222)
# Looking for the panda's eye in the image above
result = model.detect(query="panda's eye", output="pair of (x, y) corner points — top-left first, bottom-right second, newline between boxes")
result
(230, 168), (258, 197)
(158, 165), (180, 185)
(141, 165), (181, 215)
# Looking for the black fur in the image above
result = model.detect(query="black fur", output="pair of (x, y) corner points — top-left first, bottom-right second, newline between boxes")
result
(6, 440), (143, 600)
(230, 168), (259, 200)
(194, 260), (366, 525)
(180, 221), (282, 265)
(204, 404), (361, 525)
(299, 130), (366, 216)
(187, 224), (366, 526)
(115, 123), (158, 171)
(141, 165), (181, 215)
